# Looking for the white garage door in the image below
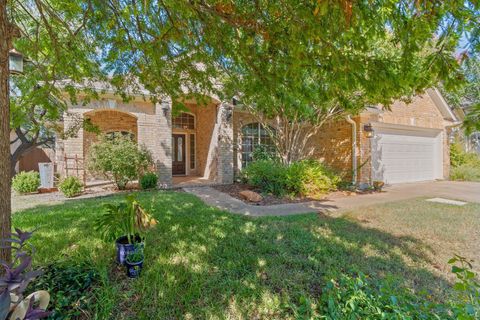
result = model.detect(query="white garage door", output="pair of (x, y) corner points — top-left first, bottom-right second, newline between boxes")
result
(371, 126), (443, 184)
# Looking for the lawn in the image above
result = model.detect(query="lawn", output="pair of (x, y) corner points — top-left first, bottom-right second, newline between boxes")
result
(12, 191), (480, 319)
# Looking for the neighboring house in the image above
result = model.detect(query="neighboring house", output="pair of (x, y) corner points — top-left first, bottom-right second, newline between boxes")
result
(56, 86), (457, 187)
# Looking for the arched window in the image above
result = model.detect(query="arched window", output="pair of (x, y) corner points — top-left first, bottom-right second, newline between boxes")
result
(173, 112), (195, 130)
(241, 123), (275, 167)
(106, 131), (135, 141)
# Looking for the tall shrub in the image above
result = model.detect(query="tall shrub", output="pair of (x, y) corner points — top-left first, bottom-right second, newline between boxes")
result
(450, 143), (480, 182)
(87, 134), (153, 190)
(12, 171), (40, 194)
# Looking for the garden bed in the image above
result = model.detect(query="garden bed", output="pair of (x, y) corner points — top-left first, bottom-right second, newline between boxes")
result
(213, 183), (327, 205)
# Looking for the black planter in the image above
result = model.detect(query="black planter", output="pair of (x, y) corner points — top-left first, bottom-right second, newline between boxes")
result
(115, 235), (144, 265)
(125, 259), (144, 278)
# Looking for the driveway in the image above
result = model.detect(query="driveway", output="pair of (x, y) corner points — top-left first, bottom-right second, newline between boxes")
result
(329, 180), (480, 210)
(185, 181), (480, 216)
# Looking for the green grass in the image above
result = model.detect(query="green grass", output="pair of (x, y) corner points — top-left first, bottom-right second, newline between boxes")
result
(12, 191), (480, 319)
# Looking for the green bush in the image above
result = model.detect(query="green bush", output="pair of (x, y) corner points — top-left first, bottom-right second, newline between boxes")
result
(450, 142), (480, 168)
(313, 273), (450, 319)
(450, 165), (480, 182)
(140, 172), (158, 189)
(286, 160), (341, 198)
(450, 143), (480, 182)
(242, 159), (341, 198)
(30, 262), (101, 319)
(243, 160), (288, 196)
(87, 134), (153, 190)
(12, 171), (40, 194)
(58, 176), (83, 197)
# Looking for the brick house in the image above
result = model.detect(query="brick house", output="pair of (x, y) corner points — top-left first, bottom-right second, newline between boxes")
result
(56, 86), (458, 187)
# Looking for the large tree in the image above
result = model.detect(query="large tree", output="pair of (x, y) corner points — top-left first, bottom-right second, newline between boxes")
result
(1, 0), (102, 261)
(1, 0), (479, 261)
(86, 0), (480, 162)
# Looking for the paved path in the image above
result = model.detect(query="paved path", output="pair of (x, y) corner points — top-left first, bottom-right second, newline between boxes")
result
(184, 181), (480, 217)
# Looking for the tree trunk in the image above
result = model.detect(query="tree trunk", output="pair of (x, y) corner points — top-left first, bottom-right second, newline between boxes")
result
(0, 0), (11, 263)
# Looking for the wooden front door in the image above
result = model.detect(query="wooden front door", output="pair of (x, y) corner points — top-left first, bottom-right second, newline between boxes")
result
(172, 134), (186, 175)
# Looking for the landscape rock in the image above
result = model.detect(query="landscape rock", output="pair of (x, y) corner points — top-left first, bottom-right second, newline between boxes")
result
(239, 190), (263, 202)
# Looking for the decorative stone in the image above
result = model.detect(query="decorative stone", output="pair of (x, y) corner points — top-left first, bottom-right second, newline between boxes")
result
(239, 190), (263, 202)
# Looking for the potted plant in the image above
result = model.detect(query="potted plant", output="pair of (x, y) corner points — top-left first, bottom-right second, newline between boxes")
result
(125, 245), (144, 278)
(373, 180), (385, 192)
(95, 194), (157, 264)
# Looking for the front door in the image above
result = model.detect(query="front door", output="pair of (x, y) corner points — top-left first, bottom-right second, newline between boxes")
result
(172, 134), (186, 175)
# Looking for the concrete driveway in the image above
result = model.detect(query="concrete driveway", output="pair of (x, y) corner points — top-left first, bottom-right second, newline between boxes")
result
(329, 180), (480, 211)
(185, 181), (480, 216)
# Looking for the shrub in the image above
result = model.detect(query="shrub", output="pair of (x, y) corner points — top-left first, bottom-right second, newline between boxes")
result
(242, 159), (341, 198)
(12, 171), (40, 194)
(285, 160), (340, 198)
(140, 172), (158, 190)
(29, 262), (101, 319)
(450, 142), (480, 168)
(87, 134), (153, 190)
(450, 143), (480, 182)
(314, 273), (450, 319)
(58, 176), (83, 198)
(450, 164), (480, 182)
(242, 160), (288, 196)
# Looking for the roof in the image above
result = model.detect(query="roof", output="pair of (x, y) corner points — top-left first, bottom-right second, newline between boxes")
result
(426, 88), (457, 122)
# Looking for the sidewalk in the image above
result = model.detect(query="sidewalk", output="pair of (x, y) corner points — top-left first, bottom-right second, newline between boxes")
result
(184, 181), (480, 217)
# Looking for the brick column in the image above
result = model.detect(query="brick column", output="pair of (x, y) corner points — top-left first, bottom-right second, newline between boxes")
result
(216, 102), (234, 184)
(61, 111), (85, 178)
(153, 99), (172, 188)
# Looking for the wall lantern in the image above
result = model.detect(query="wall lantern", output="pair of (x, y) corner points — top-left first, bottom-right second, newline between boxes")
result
(364, 123), (374, 138)
(162, 105), (169, 117)
(8, 49), (24, 74)
(225, 105), (233, 122)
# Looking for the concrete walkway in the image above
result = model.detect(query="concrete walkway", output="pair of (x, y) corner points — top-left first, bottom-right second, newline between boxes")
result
(184, 181), (480, 217)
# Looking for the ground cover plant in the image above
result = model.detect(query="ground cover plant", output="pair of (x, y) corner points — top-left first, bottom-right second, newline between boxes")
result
(11, 191), (480, 319)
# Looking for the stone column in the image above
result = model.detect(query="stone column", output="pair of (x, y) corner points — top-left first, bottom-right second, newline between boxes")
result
(216, 102), (234, 184)
(153, 98), (172, 188)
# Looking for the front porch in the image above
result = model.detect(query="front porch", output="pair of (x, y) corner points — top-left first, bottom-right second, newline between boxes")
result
(58, 94), (234, 188)
(172, 175), (217, 188)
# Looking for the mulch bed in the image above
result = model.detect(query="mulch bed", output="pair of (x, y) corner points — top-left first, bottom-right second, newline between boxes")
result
(213, 183), (327, 206)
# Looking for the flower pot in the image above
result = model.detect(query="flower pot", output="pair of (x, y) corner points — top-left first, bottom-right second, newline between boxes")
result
(115, 235), (144, 265)
(125, 259), (144, 278)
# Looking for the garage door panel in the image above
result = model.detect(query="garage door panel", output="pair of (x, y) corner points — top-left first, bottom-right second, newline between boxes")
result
(371, 128), (442, 184)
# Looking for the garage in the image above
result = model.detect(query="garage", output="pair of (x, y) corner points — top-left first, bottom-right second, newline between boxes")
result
(371, 124), (443, 184)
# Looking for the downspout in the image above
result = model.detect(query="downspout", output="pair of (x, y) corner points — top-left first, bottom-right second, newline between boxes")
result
(345, 115), (357, 186)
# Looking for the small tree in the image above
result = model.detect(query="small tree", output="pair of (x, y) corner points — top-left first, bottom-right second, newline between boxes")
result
(87, 134), (153, 190)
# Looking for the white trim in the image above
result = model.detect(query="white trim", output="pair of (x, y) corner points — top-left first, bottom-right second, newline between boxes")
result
(426, 88), (457, 122)
(371, 122), (442, 134)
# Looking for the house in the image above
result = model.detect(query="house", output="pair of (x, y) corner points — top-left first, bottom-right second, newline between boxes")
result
(56, 85), (458, 187)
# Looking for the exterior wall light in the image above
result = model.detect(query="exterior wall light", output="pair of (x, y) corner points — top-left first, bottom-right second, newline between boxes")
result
(9, 49), (24, 74)
(364, 124), (374, 138)
(162, 106), (169, 117)
(225, 105), (233, 122)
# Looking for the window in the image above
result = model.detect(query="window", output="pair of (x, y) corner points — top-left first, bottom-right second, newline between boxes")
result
(241, 123), (275, 168)
(190, 134), (195, 169)
(106, 131), (135, 141)
(173, 112), (195, 130)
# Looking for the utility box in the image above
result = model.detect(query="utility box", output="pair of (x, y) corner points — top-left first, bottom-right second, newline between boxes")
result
(38, 162), (54, 189)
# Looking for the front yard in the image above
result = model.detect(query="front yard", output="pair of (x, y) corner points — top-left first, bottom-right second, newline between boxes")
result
(13, 191), (480, 319)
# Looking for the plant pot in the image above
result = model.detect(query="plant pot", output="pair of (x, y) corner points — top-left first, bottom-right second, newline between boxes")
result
(115, 235), (144, 265)
(125, 259), (144, 278)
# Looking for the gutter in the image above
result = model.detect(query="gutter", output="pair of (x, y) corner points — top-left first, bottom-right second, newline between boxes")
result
(345, 115), (357, 186)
